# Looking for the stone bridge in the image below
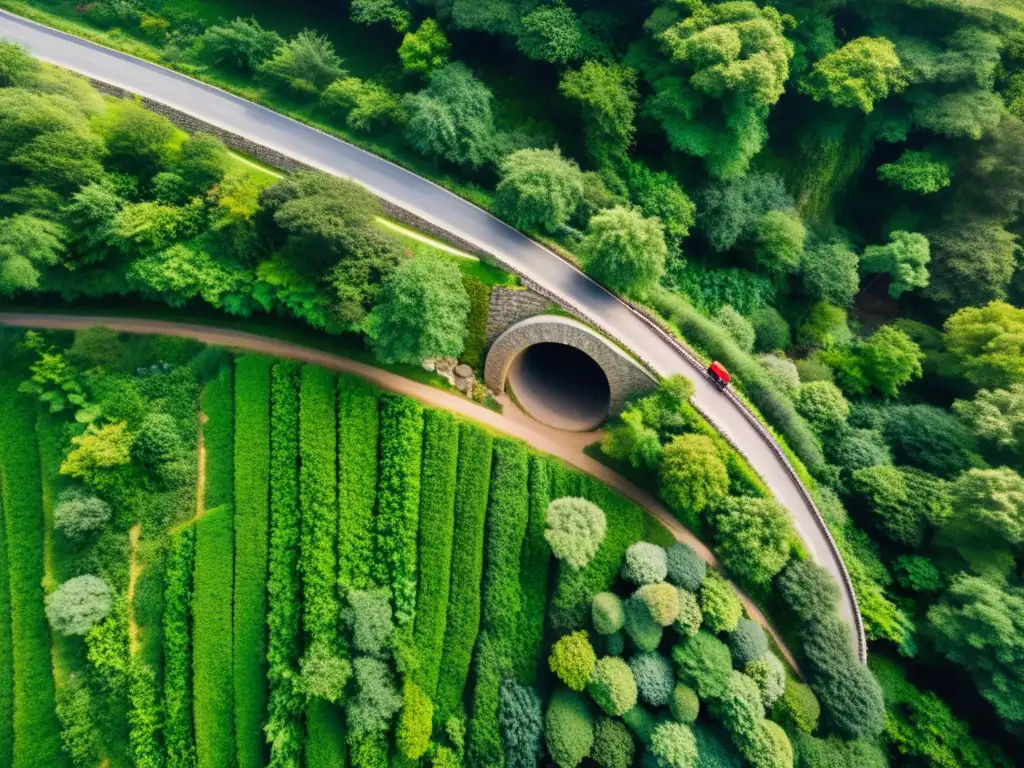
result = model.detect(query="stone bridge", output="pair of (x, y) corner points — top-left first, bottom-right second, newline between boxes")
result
(484, 315), (658, 431)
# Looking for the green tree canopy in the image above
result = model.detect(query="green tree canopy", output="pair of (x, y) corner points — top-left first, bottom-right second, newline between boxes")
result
(260, 29), (346, 95)
(801, 37), (905, 113)
(944, 302), (1024, 389)
(802, 242), (859, 307)
(495, 148), (586, 234)
(877, 150), (952, 194)
(580, 206), (667, 298)
(560, 62), (637, 167)
(954, 383), (1024, 454)
(711, 497), (795, 589)
(658, 434), (729, 517)
(398, 18), (450, 75)
(197, 17), (283, 73)
(861, 231), (930, 298)
(0, 213), (64, 295)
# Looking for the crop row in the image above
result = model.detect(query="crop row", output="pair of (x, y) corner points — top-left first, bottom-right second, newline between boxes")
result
(194, 368), (235, 768)
(377, 394), (424, 626)
(435, 424), (494, 723)
(516, 455), (554, 685)
(163, 525), (196, 768)
(0, 377), (64, 767)
(412, 409), (459, 698)
(0, 489), (12, 768)
(337, 376), (379, 594)
(265, 362), (303, 767)
(233, 356), (273, 768)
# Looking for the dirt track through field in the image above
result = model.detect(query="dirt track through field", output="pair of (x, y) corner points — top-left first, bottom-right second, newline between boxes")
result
(0, 312), (801, 674)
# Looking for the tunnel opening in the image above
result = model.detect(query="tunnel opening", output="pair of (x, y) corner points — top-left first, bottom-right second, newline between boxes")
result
(507, 342), (612, 431)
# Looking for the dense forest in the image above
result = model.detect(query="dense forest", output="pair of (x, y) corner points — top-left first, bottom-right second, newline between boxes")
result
(1, 0), (1024, 765)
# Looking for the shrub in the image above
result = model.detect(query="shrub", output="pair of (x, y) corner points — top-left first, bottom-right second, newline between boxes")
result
(518, 456), (554, 683)
(265, 363), (302, 767)
(649, 721), (698, 768)
(435, 424), (493, 721)
(591, 717), (635, 768)
(550, 631), (597, 691)
(759, 353), (801, 395)
(635, 583), (679, 627)
(396, 680), (433, 760)
(745, 654), (785, 710)
(46, 575), (112, 636)
(337, 375), (380, 595)
(728, 619), (768, 667)
(669, 684), (699, 724)
(467, 631), (506, 767)
(790, 731), (888, 768)
(795, 382), (849, 434)
(672, 632), (732, 700)
(495, 147), (586, 233)
(752, 307), (791, 352)
(740, 720), (793, 768)
(588, 657), (638, 717)
(347, 657), (403, 738)
(413, 408), (458, 695)
(665, 543), (706, 591)
(498, 679), (543, 768)
(710, 497), (795, 590)
(53, 487), (110, 539)
(622, 542), (668, 585)
(347, 589), (393, 657)
(674, 589), (702, 638)
(461, 276), (491, 369)
(54, 674), (101, 767)
(692, 724), (743, 768)
(163, 527), (196, 768)
(605, 632), (625, 656)
(546, 497), (607, 569)
(659, 434), (730, 517)
(698, 571), (742, 633)
(298, 641), (351, 704)
(812, 662), (884, 739)
(260, 29), (345, 94)
(622, 705), (658, 745)
(592, 592), (625, 635)
(545, 689), (595, 768)
(624, 596), (663, 652)
(709, 671), (764, 741)
(715, 306), (756, 352)
(232, 354), (272, 768)
(377, 394), (424, 624)
(776, 560), (840, 622)
(629, 652), (675, 707)
(773, 679), (820, 734)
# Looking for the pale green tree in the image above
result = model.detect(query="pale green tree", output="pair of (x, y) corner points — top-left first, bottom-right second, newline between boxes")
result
(580, 206), (667, 298)
(801, 37), (905, 112)
(495, 148), (585, 234)
(399, 18), (450, 75)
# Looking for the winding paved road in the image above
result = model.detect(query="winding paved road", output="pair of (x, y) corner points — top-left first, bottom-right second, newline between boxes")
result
(0, 9), (865, 661)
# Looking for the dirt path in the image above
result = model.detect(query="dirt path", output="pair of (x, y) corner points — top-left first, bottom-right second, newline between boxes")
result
(127, 523), (141, 658)
(0, 312), (800, 674)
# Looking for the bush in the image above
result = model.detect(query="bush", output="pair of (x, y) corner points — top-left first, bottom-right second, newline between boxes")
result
(710, 497), (795, 590)
(550, 631), (597, 691)
(592, 592), (625, 635)
(629, 652), (675, 707)
(674, 589), (702, 637)
(672, 632), (733, 700)
(773, 679), (820, 734)
(495, 147), (586, 233)
(728, 619), (768, 667)
(377, 394), (424, 624)
(635, 583), (679, 627)
(795, 382), (849, 434)
(54, 674), (101, 767)
(624, 596), (663, 652)
(461, 276), (491, 369)
(265, 363), (302, 767)
(347, 657), (403, 738)
(337, 375), (379, 594)
(692, 724), (743, 767)
(776, 560), (840, 622)
(812, 662), (884, 739)
(589, 657), (639, 716)
(715, 305), (756, 352)
(622, 542), (668, 585)
(659, 434), (730, 517)
(260, 29), (345, 94)
(605, 631), (626, 657)
(435, 424), (493, 721)
(299, 641), (352, 704)
(745, 654), (785, 710)
(665, 543), (706, 591)
(396, 680), (433, 760)
(347, 589), (393, 657)
(709, 671), (763, 741)
(499, 679), (543, 768)
(740, 720), (793, 768)
(546, 497), (607, 569)
(790, 731), (888, 768)
(591, 717), (635, 768)
(468, 634), (507, 768)
(649, 721), (698, 768)
(698, 571), (742, 633)
(751, 307), (791, 352)
(669, 684), (699, 724)
(759, 354), (801, 395)
(46, 575), (111, 636)
(53, 487), (110, 539)
(545, 689), (595, 768)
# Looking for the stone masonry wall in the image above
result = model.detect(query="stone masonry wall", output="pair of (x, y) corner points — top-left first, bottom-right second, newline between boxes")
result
(485, 286), (552, 345)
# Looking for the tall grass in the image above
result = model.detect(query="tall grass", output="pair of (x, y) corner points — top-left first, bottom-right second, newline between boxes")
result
(435, 424), (494, 723)
(337, 375), (379, 594)
(0, 376), (66, 768)
(413, 409), (459, 698)
(233, 355), (272, 768)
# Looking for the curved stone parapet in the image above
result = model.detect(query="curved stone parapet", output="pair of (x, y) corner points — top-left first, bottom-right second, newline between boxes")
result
(484, 315), (658, 414)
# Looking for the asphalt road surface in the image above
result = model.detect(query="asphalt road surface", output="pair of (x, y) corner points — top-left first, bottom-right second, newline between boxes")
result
(0, 9), (865, 661)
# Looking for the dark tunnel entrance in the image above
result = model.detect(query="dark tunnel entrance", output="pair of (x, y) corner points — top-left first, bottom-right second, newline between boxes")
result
(507, 343), (612, 431)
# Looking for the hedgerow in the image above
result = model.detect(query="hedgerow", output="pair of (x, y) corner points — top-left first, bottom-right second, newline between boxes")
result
(306, 702), (347, 768)
(396, 679), (433, 760)
(413, 408), (459, 697)
(0, 490), (12, 768)
(163, 526), (196, 768)
(0, 377), (67, 767)
(299, 365), (340, 645)
(516, 456), (553, 684)
(337, 375), (379, 594)
(467, 631), (507, 766)
(128, 660), (164, 768)
(193, 503), (235, 768)
(461, 275), (491, 369)
(233, 355), (272, 768)
(376, 394), (424, 625)
(201, 365), (234, 509)
(545, 689), (594, 768)
(265, 362), (303, 767)
(498, 678), (544, 768)
(435, 423), (493, 722)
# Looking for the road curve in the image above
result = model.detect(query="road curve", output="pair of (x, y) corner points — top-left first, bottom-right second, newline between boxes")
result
(0, 311), (802, 672)
(0, 10), (865, 661)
